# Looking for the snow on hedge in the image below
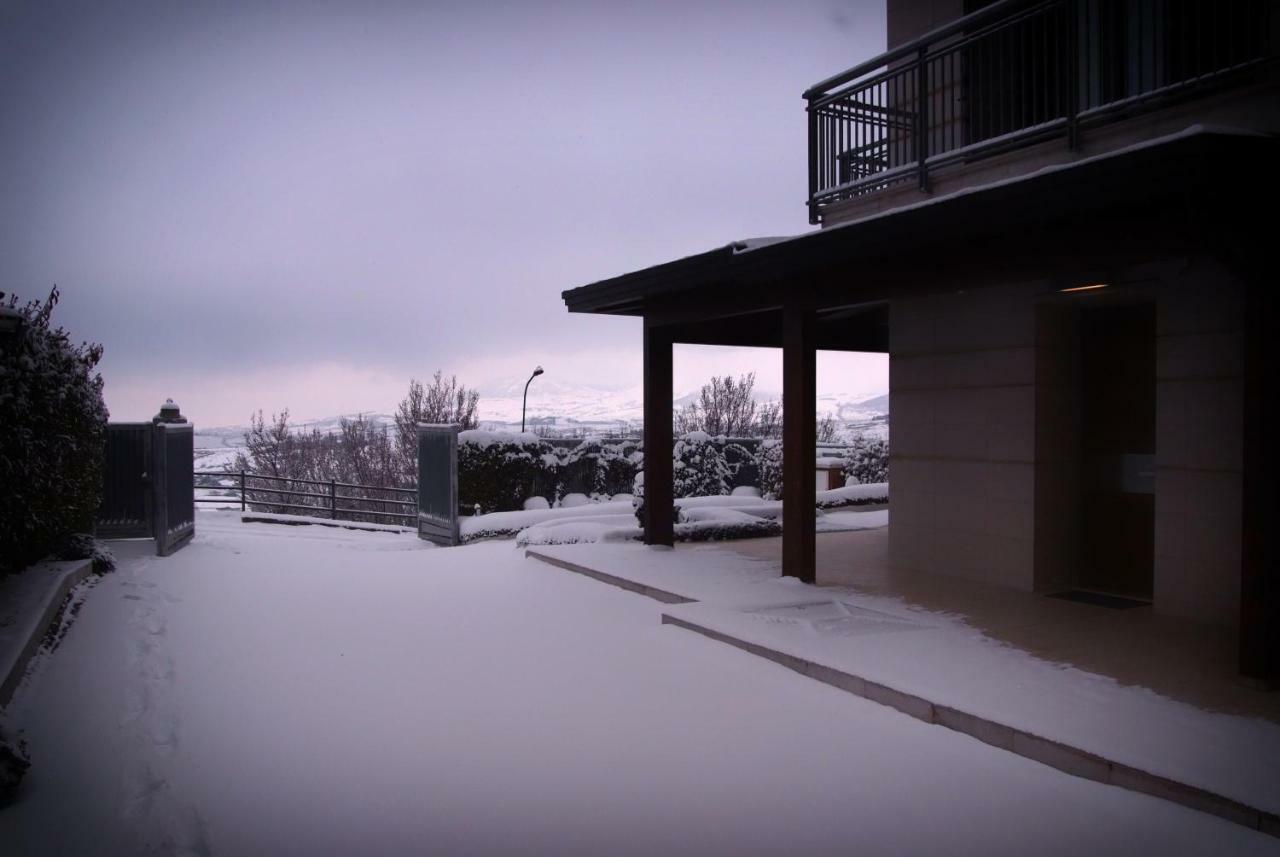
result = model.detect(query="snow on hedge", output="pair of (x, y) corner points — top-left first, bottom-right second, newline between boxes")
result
(457, 429), (542, 448)
(816, 482), (888, 509)
(460, 500), (634, 542)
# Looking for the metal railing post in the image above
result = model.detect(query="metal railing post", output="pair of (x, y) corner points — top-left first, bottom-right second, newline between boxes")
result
(916, 47), (930, 191)
(807, 99), (819, 223)
(1066, 0), (1080, 149)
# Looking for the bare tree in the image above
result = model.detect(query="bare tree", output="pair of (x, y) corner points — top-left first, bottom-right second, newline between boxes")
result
(817, 412), (839, 444)
(675, 373), (758, 436)
(236, 410), (294, 477)
(752, 401), (783, 439)
(394, 372), (480, 480)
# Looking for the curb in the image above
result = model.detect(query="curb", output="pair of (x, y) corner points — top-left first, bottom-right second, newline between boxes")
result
(0, 559), (94, 708)
(523, 550), (695, 604)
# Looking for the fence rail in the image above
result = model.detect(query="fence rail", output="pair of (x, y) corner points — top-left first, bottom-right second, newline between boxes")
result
(195, 470), (418, 527)
(806, 0), (1274, 220)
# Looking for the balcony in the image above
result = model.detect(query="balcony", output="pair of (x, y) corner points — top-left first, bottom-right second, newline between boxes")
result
(805, 0), (1275, 224)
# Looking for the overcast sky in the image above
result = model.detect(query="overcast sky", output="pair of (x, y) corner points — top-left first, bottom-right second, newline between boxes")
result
(0, 0), (887, 426)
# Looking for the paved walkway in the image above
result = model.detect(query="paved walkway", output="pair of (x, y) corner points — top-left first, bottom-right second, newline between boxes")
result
(2, 513), (1277, 855)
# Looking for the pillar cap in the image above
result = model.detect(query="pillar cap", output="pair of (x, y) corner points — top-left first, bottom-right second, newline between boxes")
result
(152, 398), (187, 424)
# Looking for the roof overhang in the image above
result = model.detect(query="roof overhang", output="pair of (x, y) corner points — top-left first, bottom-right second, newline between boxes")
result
(562, 128), (1276, 317)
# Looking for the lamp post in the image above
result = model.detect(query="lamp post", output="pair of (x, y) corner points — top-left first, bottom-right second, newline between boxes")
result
(521, 366), (544, 433)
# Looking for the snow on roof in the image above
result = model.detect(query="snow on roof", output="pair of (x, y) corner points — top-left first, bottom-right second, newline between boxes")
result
(813, 123), (1262, 240)
(730, 235), (804, 254)
(727, 125), (1265, 260)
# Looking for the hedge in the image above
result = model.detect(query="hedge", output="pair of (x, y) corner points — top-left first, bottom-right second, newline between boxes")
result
(0, 289), (108, 576)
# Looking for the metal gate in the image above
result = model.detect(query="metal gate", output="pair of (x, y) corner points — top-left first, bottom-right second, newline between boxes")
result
(98, 423), (153, 538)
(416, 424), (459, 546)
(96, 405), (196, 556)
(153, 422), (195, 556)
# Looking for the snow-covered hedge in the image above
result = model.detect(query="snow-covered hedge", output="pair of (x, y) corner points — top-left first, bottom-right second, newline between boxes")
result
(757, 439), (784, 501)
(457, 433), (641, 515)
(673, 432), (732, 498)
(843, 435), (889, 485)
(0, 289), (108, 576)
(457, 430), (559, 514)
(815, 482), (889, 509)
(453, 431), (881, 518)
(462, 500), (636, 543)
(557, 438), (641, 499)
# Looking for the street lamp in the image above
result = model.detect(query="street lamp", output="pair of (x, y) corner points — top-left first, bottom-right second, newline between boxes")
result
(521, 366), (544, 433)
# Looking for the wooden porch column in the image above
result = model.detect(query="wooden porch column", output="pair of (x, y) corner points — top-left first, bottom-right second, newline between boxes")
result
(643, 319), (674, 546)
(1240, 273), (1277, 682)
(782, 302), (816, 583)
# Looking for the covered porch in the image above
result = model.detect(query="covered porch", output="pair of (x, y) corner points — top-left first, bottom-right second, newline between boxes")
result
(524, 534), (1280, 832)
(563, 129), (1278, 684)
(729, 527), (1280, 725)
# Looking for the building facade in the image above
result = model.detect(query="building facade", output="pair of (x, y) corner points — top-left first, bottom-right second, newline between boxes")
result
(563, 0), (1278, 681)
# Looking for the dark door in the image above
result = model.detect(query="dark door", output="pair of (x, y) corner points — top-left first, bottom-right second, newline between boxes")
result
(1079, 304), (1155, 599)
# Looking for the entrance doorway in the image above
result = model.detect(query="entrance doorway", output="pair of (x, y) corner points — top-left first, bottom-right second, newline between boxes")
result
(1078, 303), (1155, 599)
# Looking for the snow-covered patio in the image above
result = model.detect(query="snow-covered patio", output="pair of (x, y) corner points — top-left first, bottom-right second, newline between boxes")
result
(2, 511), (1277, 855)
(527, 531), (1280, 833)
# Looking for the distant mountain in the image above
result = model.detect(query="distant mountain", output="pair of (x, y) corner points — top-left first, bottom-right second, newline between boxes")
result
(194, 381), (888, 448)
(851, 393), (889, 414)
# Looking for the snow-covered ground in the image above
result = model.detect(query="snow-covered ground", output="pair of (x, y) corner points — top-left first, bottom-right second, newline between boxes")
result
(461, 493), (889, 546)
(1, 512), (1274, 855)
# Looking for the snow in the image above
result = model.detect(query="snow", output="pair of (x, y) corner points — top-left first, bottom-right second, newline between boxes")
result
(815, 481), (889, 507)
(516, 515), (642, 547)
(522, 496), (551, 511)
(527, 540), (1280, 819)
(193, 446), (242, 472)
(0, 510), (1273, 855)
(459, 500), (635, 541)
(675, 494), (771, 509)
(237, 511), (413, 533)
(456, 428), (542, 448)
(816, 508), (890, 532)
(730, 236), (796, 253)
(731, 485), (762, 498)
(464, 493), (887, 546)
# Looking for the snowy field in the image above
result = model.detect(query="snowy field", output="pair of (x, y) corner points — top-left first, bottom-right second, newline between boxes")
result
(1, 511), (1274, 856)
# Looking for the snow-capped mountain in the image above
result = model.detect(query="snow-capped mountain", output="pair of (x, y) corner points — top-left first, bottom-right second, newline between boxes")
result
(194, 382), (889, 448)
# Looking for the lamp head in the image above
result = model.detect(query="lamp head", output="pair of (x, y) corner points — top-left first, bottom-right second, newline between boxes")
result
(532, 366), (544, 377)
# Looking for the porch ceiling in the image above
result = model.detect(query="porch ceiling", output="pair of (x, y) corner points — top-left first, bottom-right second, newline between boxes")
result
(562, 128), (1276, 319)
(660, 303), (889, 353)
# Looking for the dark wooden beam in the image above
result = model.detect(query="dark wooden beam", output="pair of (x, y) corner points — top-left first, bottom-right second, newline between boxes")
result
(643, 320), (674, 546)
(782, 302), (817, 584)
(660, 304), (889, 353)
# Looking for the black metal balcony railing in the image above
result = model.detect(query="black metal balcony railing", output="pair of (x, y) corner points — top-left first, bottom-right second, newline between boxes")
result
(805, 0), (1274, 222)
